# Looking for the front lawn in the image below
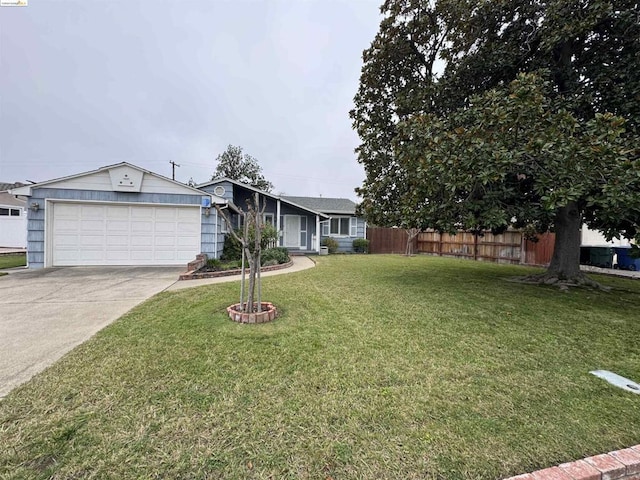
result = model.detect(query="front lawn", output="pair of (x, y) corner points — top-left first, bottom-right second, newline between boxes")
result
(0, 253), (26, 270)
(1, 255), (639, 479)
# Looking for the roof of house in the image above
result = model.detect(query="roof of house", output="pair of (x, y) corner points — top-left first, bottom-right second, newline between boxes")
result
(198, 177), (330, 219)
(282, 196), (357, 215)
(0, 182), (25, 192)
(0, 191), (27, 208)
(10, 162), (224, 201)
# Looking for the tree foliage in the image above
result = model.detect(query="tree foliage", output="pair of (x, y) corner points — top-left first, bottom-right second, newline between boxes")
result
(352, 0), (640, 281)
(213, 145), (274, 192)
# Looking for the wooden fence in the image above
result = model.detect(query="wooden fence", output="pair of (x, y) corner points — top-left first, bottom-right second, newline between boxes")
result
(367, 227), (555, 267)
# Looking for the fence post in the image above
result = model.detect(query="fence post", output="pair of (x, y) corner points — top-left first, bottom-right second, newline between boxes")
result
(474, 232), (478, 261)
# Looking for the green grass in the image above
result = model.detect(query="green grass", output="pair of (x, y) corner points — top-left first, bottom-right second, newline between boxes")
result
(1, 255), (640, 479)
(0, 253), (26, 270)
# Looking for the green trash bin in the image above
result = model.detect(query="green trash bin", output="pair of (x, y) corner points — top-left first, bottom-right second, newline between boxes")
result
(589, 247), (613, 268)
(580, 246), (592, 265)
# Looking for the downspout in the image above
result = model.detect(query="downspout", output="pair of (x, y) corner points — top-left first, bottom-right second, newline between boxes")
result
(214, 207), (218, 259)
(316, 215), (321, 253)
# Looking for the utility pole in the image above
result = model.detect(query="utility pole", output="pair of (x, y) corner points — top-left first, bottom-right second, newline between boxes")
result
(169, 160), (180, 180)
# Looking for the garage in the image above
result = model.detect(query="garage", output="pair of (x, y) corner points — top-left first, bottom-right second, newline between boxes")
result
(50, 202), (201, 266)
(10, 162), (225, 269)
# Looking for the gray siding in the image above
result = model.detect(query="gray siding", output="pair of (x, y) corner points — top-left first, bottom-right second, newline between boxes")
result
(26, 188), (207, 269)
(199, 181), (234, 203)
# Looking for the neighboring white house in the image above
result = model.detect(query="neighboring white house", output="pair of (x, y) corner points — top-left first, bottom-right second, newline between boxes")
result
(581, 224), (633, 247)
(0, 190), (27, 248)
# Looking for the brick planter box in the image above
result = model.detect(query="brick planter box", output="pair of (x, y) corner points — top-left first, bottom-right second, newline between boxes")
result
(504, 444), (640, 480)
(227, 302), (277, 324)
(179, 260), (293, 281)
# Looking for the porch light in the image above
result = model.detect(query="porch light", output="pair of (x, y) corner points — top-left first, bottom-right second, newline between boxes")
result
(30, 202), (40, 212)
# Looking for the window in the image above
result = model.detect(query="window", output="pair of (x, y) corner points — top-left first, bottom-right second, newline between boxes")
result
(263, 213), (274, 225)
(0, 208), (20, 216)
(327, 216), (357, 236)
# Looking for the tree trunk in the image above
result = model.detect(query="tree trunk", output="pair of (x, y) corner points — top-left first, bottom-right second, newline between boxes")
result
(246, 248), (256, 311)
(547, 201), (582, 279)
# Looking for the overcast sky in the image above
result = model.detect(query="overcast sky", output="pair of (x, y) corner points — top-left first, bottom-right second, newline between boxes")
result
(0, 0), (381, 199)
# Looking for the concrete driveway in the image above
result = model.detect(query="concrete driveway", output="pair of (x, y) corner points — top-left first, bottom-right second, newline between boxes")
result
(0, 266), (182, 398)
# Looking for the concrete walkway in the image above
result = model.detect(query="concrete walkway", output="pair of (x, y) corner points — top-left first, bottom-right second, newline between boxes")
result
(0, 248), (26, 255)
(581, 264), (640, 280)
(166, 255), (316, 291)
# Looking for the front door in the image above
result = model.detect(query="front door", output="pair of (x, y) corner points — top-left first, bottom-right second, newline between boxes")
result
(284, 215), (301, 248)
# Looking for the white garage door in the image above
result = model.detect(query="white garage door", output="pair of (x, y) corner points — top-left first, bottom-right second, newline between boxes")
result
(51, 202), (201, 266)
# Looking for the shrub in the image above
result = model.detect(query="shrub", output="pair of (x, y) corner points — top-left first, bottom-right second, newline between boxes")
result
(221, 223), (279, 261)
(262, 247), (290, 265)
(221, 231), (243, 261)
(206, 258), (222, 269)
(321, 237), (339, 254)
(352, 238), (370, 253)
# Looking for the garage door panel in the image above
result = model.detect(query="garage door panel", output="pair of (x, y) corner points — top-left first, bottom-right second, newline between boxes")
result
(107, 220), (129, 231)
(79, 249), (106, 261)
(155, 222), (177, 233)
(155, 209), (177, 220)
(79, 235), (104, 246)
(106, 235), (129, 246)
(52, 203), (201, 266)
(81, 205), (106, 217)
(131, 221), (153, 232)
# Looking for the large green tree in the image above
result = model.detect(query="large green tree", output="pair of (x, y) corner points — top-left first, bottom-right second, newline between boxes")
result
(352, 0), (640, 283)
(213, 145), (274, 192)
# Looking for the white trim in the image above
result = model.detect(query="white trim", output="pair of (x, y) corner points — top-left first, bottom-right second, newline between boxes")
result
(350, 217), (357, 237)
(43, 198), (201, 208)
(328, 216), (355, 237)
(315, 215), (320, 253)
(321, 219), (329, 236)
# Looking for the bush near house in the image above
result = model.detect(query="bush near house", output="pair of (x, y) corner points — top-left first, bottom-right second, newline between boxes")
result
(353, 238), (370, 253)
(261, 247), (290, 266)
(321, 237), (339, 254)
(221, 224), (279, 261)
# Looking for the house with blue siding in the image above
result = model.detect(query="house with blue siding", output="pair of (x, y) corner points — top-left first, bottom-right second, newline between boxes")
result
(282, 196), (366, 253)
(197, 178), (330, 254)
(197, 178), (367, 254)
(11, 163), (229, 269)
(11, 163), (367, 269)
